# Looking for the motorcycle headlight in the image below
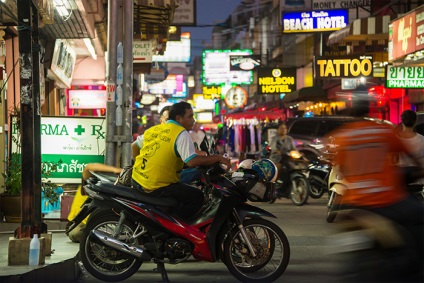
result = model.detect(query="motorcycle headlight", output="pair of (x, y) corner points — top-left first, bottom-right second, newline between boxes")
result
(289, 150), (302, 159)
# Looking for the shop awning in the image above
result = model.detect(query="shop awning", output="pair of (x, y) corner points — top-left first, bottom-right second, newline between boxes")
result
(224, 110), (284, 121)
(327, 15), (391, 45)
(281, 86), (327, 103)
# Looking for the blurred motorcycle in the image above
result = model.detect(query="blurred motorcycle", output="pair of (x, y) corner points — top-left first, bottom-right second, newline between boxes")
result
(308, 158), (331, 199)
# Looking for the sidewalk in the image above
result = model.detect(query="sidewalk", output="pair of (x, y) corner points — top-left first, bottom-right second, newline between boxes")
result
(0, 220), (80, 282)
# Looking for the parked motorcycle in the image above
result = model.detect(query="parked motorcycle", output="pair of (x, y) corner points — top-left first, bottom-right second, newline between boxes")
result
(67, 161), (290, 283)
(307, 159), (331, 199)
(268, 150), (310, 206)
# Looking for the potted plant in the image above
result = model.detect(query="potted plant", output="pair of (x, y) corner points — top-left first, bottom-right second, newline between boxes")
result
(1, 109), (62, 222)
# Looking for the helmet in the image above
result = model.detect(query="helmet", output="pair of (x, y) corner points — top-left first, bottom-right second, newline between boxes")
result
(238, 159), (254, 170)
(251, 159), (278, 182)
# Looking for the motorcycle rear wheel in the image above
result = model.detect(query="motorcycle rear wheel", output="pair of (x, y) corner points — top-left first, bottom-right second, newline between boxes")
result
(290, 175), (309, 206)
(80, 209), (143, 282)
(223, 218), (290, 282)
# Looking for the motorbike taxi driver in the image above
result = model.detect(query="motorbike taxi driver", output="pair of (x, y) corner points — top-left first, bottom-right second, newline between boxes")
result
(269, 122), (297, 180)
(131, 101), (231, 220)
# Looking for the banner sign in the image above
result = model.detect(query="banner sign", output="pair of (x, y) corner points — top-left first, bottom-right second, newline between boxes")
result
(385, 65), (424, 88)
(315, 55), (373, 78)
(12, 116), (106, 183)
(257, 68), (296, 95)
(229, 55), (261, 71)
(282, 9), (348, 33)
(312, 0), (371, 10)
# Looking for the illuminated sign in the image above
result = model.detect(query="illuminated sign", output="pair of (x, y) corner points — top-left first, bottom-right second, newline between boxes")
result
(68, 86), (106, 109)
(202, 86), (222, 99)
(257, 68), (296, 95)
(153, 32), (191, 63)
(386, 65), (424, 88)
(202, 49), (253, 85)
(224, 86), (248, 109)
(282, 9), (348, 33)
(315, 55), (373, 78)
(229, 55), (261, 71)
(145, 74), (187, 97)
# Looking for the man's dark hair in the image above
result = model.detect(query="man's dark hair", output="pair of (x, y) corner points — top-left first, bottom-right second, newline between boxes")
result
(401, 110), (417, 128)
(159, 105), (171, 117)
(169, 101), (192, 120)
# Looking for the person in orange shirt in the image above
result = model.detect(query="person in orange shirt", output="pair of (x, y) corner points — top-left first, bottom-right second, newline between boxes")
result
(329, 98), (424, 281)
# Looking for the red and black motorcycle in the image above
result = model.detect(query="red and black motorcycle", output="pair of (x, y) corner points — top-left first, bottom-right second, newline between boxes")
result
(67, 162), (290, 282)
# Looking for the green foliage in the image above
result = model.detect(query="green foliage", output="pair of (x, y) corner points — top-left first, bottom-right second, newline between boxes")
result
(41, 159), (63, 205)
(1, 153), (22, 196)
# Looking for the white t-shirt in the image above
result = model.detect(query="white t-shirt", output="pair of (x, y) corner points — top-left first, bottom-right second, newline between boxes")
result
(190, 130), (206, 149)
(399, 133), (424, 184)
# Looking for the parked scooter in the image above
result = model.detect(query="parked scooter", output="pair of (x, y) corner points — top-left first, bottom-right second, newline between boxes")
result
(268, 150), (310, 206)
(325, 164), (347, 223)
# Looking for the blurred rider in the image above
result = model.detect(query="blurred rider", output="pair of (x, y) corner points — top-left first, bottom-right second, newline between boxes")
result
(329, 97), (424, 281)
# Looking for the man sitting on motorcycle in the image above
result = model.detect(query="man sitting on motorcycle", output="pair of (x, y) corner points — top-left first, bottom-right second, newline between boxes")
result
(329, 96), (424, 281)
(131, 101), (231, 220)
(269, 122), (297, 184)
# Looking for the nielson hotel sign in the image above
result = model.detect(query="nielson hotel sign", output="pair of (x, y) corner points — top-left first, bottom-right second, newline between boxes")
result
(257, 68), (296, 95)
(315, 55), (373, 78)
(282, 9), (348, 33)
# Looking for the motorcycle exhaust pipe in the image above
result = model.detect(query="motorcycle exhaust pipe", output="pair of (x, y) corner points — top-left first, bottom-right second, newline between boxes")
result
(90, 230), (151, 260)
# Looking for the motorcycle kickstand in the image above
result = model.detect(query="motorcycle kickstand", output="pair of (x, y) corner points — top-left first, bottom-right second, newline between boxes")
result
(153, 260), (170, 283)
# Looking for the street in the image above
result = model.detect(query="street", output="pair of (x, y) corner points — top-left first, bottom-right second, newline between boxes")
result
(79, 196), (346, 283)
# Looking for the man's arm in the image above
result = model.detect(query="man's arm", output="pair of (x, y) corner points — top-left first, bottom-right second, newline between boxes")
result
(82, 163), (122, 181)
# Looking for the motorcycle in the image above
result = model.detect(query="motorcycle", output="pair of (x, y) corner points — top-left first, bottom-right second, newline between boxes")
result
(268, 150), (310, 206)
(325, 164), (346, 223)
(67, 162), (290, 283)
(307, 158), (331, 199)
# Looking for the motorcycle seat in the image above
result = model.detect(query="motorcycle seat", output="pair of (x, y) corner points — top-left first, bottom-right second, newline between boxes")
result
(89, 172), (179, 207)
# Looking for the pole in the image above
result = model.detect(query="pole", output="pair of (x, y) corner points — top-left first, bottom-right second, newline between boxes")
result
(122, 0), (133, 166)
(105, 0), (119, 166)
(31, 1), (43, 232)
(16, 0), (34, 238)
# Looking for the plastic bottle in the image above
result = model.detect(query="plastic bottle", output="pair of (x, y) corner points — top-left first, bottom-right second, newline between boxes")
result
(29, 234), (40, 266)
(115, 106), (123, 126)
(117, 42), (123, 64)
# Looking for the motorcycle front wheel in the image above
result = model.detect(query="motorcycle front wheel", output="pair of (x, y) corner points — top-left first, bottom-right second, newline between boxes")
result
(326, 192), (341, 223)
(80, 209), (143, 282)
(308, 175), (325, 199)
(223, 218), (290, 282)
(290, 175), (310, 206)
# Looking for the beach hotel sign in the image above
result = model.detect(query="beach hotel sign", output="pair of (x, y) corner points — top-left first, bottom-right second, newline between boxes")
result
(386, 65), (424, 88)
(12, 116), (106, 183)
(282, 9), (348, 33)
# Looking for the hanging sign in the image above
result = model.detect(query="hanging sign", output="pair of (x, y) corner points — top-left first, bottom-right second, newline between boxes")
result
(257, 68), (296, 95)
(224, 86), (248, 109)
(315, 55), (373, 78)
(282, 9), (348, 33)
(385, 65), (424, 88)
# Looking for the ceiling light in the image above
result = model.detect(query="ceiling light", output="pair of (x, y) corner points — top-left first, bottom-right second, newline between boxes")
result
(83, 38), (97, 60)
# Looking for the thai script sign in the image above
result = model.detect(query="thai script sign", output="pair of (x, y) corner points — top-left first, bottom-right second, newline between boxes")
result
(385, 65), (424, 88)
(282, 9), (348, 33)
(257, 68), (296, 95)
(133, 40), (155, 63)
(315, 55), (373, 78)
(12, 116), (106, 183)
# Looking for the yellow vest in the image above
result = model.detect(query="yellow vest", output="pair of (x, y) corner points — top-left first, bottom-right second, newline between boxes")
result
(132, 122), (185, 190)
